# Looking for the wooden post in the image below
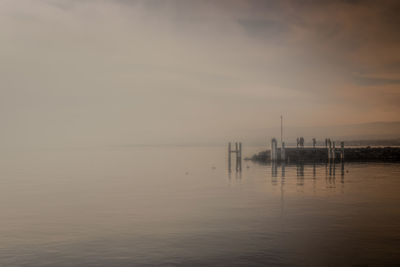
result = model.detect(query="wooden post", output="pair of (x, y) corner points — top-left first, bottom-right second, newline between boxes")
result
(238, 142), (242, 171)
(341, 141), (344, 161)
(235, 142), (238, 171)
(281, 142), (285, 162)
(228, 141), (242, 172)
(333, 141), (336, 160)
(327, 139), (332, 160)
(228, 142), (231, 172)
(271, 138), (277, 161)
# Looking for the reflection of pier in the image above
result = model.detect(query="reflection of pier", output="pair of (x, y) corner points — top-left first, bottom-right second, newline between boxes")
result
(267, 161), (346, 218)
(296, 162), (304, 186)
(269, 161), (345, 188)
(326, 161), (336, 188)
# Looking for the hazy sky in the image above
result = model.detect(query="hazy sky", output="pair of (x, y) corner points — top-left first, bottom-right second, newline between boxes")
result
(1, 0), (400, 147)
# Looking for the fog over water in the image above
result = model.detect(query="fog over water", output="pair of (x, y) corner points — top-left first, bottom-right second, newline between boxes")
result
(1, 0), (400, 149)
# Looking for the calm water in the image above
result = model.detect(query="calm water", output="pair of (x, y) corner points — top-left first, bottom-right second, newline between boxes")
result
(1, 146), (399, 266)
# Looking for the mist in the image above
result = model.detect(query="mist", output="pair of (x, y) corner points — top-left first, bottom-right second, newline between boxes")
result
(1, 0), (400, 149)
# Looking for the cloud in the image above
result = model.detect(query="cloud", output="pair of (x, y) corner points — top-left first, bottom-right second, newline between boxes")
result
(0, 0), (399, 148)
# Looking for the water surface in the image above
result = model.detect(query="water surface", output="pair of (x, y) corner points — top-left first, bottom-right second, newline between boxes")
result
(0, 146), (399, 266)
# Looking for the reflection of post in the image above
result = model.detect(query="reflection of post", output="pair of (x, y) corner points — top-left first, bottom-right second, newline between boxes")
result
(333, 159), (336, 177)
(296, 162), (304, 186)
(271, 161), (278, 186)
(312, 163), (317, 194)
(325, 162), (328, 184)
(280, 165), (285, 217)
(341, 161), (344, 181)
(272, 161), (278, 178)
(300, 163), (304, 177)
(327, 160), (336, 188)
(313, 163), (316, 179)
(281, 142), (286, 162)
(325, 161), (328, 178)
(235, 170), (242, 180)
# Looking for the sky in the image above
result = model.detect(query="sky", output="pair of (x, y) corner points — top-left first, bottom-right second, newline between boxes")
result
(1, 0), (400, 148)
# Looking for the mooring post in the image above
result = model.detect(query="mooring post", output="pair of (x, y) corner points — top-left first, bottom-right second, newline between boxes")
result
(228, 142), (231, 172)
(235, 142), (238, 171)
(312, 138), (316, 150)
(333, 141), (336, 160)
(281, 142), (285, 162)
(271, 138), (277, 161)
(327, 139), (332, 160)
(341, 141), (344, 161)
(238, 142), (242, 171)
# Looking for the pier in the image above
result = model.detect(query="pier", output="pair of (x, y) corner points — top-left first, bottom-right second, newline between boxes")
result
(247, 138), (400, 163)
